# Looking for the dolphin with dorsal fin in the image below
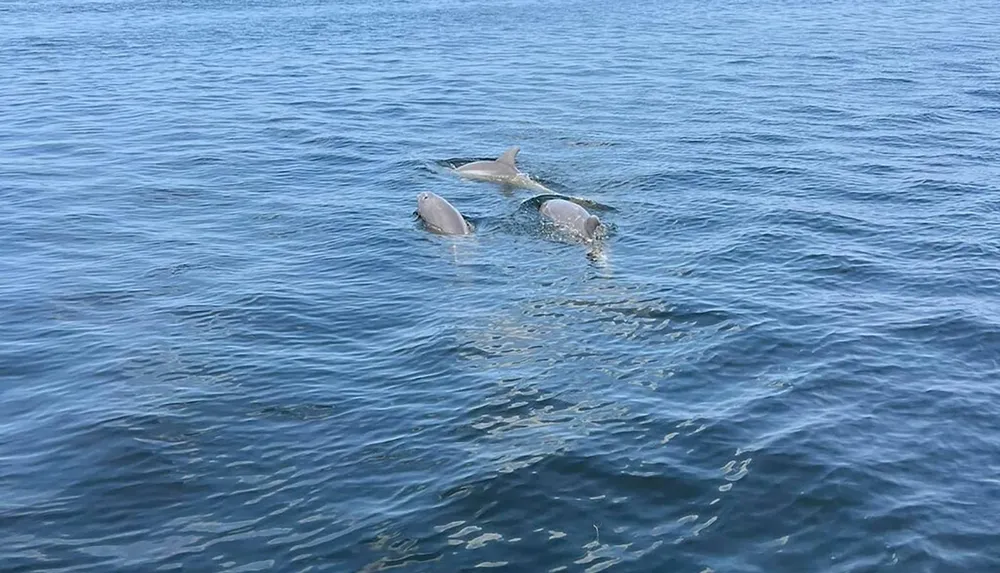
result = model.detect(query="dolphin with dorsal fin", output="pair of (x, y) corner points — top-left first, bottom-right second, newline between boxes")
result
(539, 198), (602, 241)
(453, 146), (550, 192)
(416, 191), (472, 235)
(456, 147), (521, 179)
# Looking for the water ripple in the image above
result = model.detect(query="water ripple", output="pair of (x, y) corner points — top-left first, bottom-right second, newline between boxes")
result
(3, 0), (1000, 571)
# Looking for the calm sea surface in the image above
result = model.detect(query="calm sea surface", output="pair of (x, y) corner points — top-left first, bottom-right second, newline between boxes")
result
(2, 0), (999, 571)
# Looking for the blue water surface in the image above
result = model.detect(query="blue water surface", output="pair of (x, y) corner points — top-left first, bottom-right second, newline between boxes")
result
(2, 0), (999, 571)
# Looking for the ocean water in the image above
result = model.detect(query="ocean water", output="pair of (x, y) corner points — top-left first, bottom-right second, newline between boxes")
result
(2, 0), (999, 571)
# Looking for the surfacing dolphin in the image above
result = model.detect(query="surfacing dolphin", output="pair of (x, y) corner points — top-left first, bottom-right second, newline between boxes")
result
(416, 191), (472, 235)
(454, 147), (550, 192)
(539, 198), (601, 241)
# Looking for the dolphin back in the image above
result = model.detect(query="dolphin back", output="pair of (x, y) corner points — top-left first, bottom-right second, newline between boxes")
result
(497, 146), (520, 167)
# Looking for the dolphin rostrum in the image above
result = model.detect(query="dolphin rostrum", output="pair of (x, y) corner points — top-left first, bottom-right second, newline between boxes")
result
(416, 191), (472, 235)
(539, 198), (601, 240)
(454, 147), (549, 191)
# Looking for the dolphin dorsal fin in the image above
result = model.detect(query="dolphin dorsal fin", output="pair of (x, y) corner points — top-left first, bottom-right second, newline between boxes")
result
(497, 146), (520, 167)
(584, 215), (601, 238)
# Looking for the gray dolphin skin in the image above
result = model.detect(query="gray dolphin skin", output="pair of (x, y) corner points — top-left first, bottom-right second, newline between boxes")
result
(539, 198), (601, 240)
(455, 146), (521, 180)
(416, 191), (472, 235)
(453, 146), (550, 192)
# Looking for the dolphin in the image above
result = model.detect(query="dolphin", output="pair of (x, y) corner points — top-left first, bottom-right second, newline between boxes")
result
(453, 147), (549, 191)
(539, 198), (601, 241)
(416, 191), (472, 235)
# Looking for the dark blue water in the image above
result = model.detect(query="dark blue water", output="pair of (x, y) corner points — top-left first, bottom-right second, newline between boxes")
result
(3, 0), (1000, 571)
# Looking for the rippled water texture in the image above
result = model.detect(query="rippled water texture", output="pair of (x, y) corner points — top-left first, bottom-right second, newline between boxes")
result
(2, 0), (1000, 571)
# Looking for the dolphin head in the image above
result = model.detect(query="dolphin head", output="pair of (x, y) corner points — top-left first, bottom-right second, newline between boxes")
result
(584, 215), (601, 239)
(416, 191), (471, 235)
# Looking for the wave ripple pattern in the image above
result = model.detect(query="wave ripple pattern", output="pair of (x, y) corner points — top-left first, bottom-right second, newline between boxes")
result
(2, 0), (999, 572)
